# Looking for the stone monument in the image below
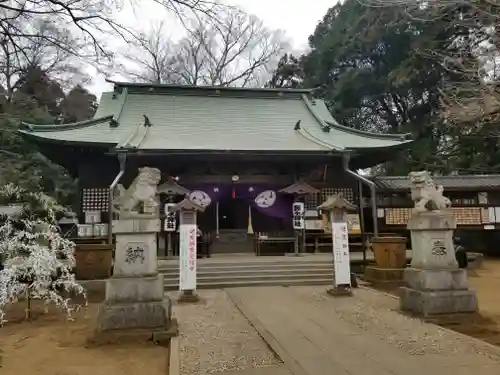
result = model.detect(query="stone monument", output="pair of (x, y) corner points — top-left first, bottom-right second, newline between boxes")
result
(94, 167), (177, 344)
(400, 171), (478, 316)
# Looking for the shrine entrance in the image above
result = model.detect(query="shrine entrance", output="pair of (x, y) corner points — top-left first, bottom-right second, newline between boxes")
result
(199, 198), (253, 255)
(218, 198), (248, 230)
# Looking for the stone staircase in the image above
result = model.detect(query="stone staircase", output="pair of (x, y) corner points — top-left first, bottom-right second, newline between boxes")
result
(159, 255), (338, 290)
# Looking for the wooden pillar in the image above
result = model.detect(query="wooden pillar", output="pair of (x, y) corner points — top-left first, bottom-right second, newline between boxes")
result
(169, 198), (205, 303)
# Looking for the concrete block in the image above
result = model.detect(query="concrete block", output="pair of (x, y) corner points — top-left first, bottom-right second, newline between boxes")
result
(407, 211), (458, 270)
(407, 211), (456, 231)
(96, 299), (172, 331)
(404, 268), (468, 291)
(112, 218), (161, 234)
(400, 287), (478, 316)
(114, 232), (158, 277)
(152, 318), (179, 346)
(105, 275), (164, 303)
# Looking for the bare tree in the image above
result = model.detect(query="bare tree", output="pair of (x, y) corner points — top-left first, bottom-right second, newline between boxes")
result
(123, 7), (288, 87)
(0, 19), (90, 104)
(0, 0), (219, 64)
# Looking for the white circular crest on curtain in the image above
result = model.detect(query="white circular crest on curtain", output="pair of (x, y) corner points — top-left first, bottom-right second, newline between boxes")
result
(189, 190), (212, 207)
(255, 190), (276, 208)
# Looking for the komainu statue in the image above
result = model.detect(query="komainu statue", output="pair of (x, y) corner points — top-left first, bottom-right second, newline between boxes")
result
(113, 167), (161, 218)
(409, 171), (451, 213)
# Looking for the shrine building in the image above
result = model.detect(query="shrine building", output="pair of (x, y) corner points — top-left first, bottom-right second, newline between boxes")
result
(19, 80), (413, 256)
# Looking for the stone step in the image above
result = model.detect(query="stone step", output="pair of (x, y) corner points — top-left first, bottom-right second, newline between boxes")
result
(158, 260), (335, 271)
(164, 272), (332, 284)
(160, 267), (333, 278)
(159, 264), (333, 274)
(163, 278), (333, 290)
(158, 255), (361, 290)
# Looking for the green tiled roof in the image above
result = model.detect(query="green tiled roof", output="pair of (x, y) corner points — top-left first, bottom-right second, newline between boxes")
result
(373, 175), (500, 190)
(19, 82), (413, 153)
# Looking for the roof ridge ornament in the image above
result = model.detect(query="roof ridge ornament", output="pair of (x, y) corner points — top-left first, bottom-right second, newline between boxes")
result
(157, 177), (190, 196)
(280, 180), (320, 195)
(110, 87), (128, 128)
(143, 114), (152, 127)
(20, 115), (114, 132)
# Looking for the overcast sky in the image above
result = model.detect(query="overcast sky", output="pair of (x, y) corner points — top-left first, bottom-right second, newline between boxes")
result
(89, 0), (335, 95)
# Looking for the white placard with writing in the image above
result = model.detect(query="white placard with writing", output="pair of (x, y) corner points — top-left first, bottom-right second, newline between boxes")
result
(179, 224), (197, 291)
(332, 222), (351, 286)
(85, 211), (101, 224)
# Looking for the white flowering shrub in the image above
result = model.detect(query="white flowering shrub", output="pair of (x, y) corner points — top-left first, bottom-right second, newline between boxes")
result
(0, 184), (86, 325)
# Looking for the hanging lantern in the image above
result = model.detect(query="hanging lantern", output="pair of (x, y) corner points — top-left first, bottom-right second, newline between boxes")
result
(231, 175), (239, 199)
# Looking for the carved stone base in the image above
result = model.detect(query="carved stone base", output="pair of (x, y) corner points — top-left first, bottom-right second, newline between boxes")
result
(400, 266), (477, 316)
(96, 299), (172, 331)
(404, 268), (468, 291)
(90, 318), (178, 347)
(105, 274), (165, 303)
(400, 287), (478, 316)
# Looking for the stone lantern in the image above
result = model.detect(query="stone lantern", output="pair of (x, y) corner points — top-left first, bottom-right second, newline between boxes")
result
(157, 176), (191, 258)
(280, 180), (320, 255)
(168, 198), (205, 303)
(317, 195), (357, 296)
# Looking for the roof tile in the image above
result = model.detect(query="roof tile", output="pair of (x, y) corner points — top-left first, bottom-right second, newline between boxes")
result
(373, 175), (500, 190)
(20, 86), (412, 152)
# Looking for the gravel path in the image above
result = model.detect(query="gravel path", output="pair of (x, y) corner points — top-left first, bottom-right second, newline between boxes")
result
(291, 286), (500, 361)
(166, 290), (282, 375)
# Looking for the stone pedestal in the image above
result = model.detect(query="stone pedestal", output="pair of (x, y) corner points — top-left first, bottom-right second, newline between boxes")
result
(400, 211), (478, 316)
(95, 218), (177, 344)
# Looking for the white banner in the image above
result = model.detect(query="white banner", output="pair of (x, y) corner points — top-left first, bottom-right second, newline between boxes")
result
(332, 222), (351, 286)
(179, 224), (197, 291)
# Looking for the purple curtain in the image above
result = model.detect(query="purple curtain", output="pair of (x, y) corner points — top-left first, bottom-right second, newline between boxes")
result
(235, 184), (293, 222)
(186, 184), (292, 220)
(185, 184), (231, 208)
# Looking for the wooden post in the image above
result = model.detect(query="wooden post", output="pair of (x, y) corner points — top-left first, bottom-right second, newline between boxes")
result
(215, 201), (220, 238)
(318, 195), (356, 297)
(168, 199), (205, 303)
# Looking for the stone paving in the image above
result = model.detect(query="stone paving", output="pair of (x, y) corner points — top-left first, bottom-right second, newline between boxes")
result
(227, 286), (500, 375)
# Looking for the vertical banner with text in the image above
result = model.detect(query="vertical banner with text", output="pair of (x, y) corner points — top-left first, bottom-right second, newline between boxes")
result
(179, 224), (197, 291)
(332, 222), (351, 286)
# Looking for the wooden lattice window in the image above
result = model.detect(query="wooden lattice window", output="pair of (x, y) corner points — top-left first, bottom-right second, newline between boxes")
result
(82, 188), (109, 212)
(385, 207), (482, 225)
(321, 188), (354, 203)
(304, 193), (318, 210)
(451, 207), (481, 225)
(385, 208), (411, 225)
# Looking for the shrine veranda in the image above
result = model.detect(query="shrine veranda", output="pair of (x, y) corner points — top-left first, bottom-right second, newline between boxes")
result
(24, 80), (484, 256)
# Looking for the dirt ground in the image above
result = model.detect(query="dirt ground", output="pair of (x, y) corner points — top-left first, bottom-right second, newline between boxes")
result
(0, 296), (167, 375)
(370, 258), (500, 347)
(436, 259), (500, 346)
